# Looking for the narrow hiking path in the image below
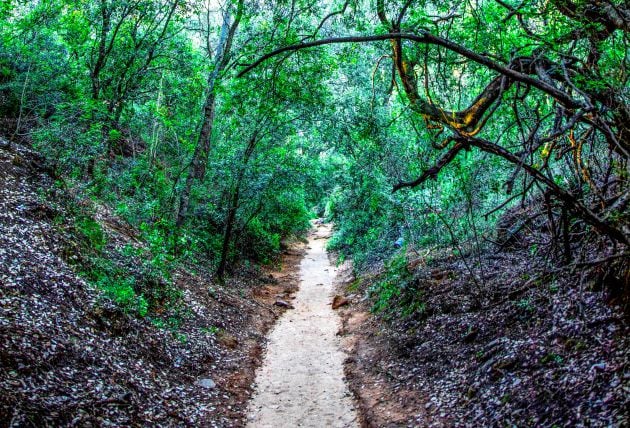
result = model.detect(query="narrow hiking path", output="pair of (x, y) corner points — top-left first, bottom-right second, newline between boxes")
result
(246, 223), (358, 428)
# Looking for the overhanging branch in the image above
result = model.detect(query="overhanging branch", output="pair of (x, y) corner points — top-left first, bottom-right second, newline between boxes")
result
(391, 134), (628, 245)
(238, 32), (582, 109)
(392, 139), (467, 192)
(468, 137), (628, 245)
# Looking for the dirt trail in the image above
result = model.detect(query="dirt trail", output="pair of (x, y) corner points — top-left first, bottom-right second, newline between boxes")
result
(246, 223), (358, 428)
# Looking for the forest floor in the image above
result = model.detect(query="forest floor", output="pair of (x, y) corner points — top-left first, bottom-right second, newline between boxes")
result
(336, 247), (629, 427)
(0, 138), (304, 426)
(246, 223), (358, 427)
(1, 137), (628, 427)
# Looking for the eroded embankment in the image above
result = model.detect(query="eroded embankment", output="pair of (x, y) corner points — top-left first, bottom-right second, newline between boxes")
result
(0, 139), (302, 426)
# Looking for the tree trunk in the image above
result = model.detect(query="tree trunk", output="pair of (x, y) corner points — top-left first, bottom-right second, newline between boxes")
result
(216, 181), (241, 280)
(216, 131), (259, 280)
(175, 87), (219, 228)
(175, 0), (244, 228)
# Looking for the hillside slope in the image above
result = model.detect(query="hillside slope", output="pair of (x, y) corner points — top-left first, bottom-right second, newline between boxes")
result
(337, 243), (629, 426)
(0, 140), (298, 426)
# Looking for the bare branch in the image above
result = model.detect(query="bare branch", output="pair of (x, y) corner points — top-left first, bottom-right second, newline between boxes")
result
(305, 0), (350, 41)
(392, 139), (467, 191)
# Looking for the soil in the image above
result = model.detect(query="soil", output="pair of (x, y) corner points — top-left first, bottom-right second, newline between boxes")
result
(215, 239), (306, 425)
(336, 248), (629, 427)
(0, 139), (304, 426)
(336, 260), (428, 428)
(246, 223), (358, 427)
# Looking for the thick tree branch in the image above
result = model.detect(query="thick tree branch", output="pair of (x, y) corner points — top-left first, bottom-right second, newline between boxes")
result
(237, 32), (582, 110)
(377, 0), (391, 27)
(396, 0), (416, 27)
(392, 139), (467, 191)
(464, 137), (629, 245)
(394, 135), (628, 245)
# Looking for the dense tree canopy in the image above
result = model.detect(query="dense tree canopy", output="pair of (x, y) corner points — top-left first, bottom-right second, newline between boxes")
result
(1, 0), (628, 304)
(241, 0), (629, 244)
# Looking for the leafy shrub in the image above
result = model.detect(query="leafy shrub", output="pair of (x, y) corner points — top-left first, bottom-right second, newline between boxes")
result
(76, 215), (106, 252)
(241, 217), (281, 264)
(60, 201), (179, 319)
(99, 276), (148, 317)
(234, 188), (312, 264)
(83, 257), (149, 317)
(32, 101), (108, 179)
(368, 250), (426, 319)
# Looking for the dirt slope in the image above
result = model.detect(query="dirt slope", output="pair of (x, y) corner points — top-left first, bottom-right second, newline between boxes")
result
(337, 249), (629, 427)
(0, 140), (300, 426)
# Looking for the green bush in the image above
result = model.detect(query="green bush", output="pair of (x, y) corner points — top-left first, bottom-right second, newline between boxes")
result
(66, 207), (179, 319)
(368, 250), (425, 319)
(369, 251), (412, 314)
(233, 188), (312, 264)
(33, 101), (108, 179)
(83, 257), (149, 317)
(242, 217), (281, 264)
(76, 215), (106, 252)
(98, 275), (148, 317)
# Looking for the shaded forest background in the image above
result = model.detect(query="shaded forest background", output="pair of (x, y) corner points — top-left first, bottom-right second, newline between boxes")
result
(1, 0), (627, 314)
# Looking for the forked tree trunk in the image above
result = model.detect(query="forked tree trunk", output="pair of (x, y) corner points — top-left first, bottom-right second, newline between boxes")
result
(175, 0), (244, 229)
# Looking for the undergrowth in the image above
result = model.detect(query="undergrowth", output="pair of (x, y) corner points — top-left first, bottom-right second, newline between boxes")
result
(51, 184), (183, 319)
(367, 250), (426, 319)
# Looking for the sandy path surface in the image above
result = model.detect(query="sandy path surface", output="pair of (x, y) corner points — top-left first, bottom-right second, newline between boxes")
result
(246, 224), (358, 428)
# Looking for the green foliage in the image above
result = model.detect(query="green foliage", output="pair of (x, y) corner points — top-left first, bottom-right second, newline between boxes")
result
(83, 256), (149, 318)
(201, 326), (220, 336)
(262, 189), (313, 236)
(540, 352), (564, 366)
(1, 0), (627, 322)
(368, 250), (425, 318)
(242, 218), (281, 264)
(326, 165), (404, 270)
(32, 101), (107, 178)
(76, 215), (106, 252)
(55, 194), (180, 319)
